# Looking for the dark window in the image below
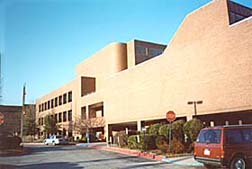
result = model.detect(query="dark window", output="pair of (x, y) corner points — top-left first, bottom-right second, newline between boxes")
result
(81, 107), (86, 120)
(48, 101), (50, 109)
(63, 111), (67, 122)
(68, 110), (72, 121)
(58, 113), (62, 122)
(226, 129), (243, 144)
(51, 99), (54, 108)
(68, 91), (72, 102)
(55, 97), (58, 107)
(242, 128), (252, 143)
(197, 129), (221, 144)
(59, 96), (62, 105)
(39, 105), (41, 112)
(226, 128), (252, 144)
(41, 117), (44, 125)
(63, 93), (67, 104)
(54, 114), (57, 123)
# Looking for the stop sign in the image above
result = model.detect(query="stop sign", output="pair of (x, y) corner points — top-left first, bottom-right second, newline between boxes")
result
(0, 112), (4, 125)
(166, 111), (176, 122)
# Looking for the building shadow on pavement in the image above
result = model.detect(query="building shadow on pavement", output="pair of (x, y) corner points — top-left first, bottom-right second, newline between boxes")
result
(120, 161), (167, 169)
(1, 162), (84, 169)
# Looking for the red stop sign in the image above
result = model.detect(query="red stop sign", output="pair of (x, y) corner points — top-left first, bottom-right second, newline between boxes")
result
(0, 112), (4, 125)
(166, 111), (176, 122)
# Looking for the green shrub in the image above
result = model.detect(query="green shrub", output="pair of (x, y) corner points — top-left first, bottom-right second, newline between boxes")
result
(183, 118), (204, 143)
(155, 135), (169, 153)
(127, 135), (138, 149)
(79, 136), (87, 143)
(138, 134), (157, 151)
(170, 138), (185, 154)
(158, 124), (171, 139)
(147, 123), (162, 136)
(114, 131), (128, 147)
(172, 120), (185, 142)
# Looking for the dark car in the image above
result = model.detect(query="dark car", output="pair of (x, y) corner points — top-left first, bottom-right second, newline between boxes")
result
(194, 125), (252, 169)
(0, 132), (22, 149)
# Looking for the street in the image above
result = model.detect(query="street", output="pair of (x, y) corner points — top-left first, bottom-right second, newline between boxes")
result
(0, 144), (206, 169)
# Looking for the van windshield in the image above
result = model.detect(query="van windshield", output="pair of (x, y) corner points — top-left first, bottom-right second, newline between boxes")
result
(197, 129), (221, 144)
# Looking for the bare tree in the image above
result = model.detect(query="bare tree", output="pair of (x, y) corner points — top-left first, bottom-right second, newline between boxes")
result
(73, 115), (105, 142)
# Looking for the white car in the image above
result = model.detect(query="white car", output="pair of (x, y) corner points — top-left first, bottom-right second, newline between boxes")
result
(44, 135), (68, 145)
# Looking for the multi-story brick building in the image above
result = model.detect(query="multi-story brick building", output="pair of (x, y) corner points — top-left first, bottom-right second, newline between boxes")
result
(0, 104), (35, 135)
(36, 0), (252, 141)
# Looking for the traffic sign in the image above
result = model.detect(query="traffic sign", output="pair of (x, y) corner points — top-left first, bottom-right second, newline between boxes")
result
(166, 111), (176, 122)
(0, 112), (4, 125)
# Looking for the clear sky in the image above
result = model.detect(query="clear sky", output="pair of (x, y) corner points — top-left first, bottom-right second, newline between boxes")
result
(0, 0), (251, 105)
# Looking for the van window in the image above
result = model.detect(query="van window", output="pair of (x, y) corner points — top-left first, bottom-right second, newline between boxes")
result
(242, 128), (252, 143)
(226, 129), (243, 144)
(226, 128), (252, 144)
(197, 129), (221, 144)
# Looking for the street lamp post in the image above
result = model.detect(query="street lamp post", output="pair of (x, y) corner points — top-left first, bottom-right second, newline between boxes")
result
(21, 83), (26, 139)
(187, 100), (203, 116)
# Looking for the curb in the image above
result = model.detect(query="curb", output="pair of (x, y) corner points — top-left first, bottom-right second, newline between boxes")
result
(89, 146), (165, 161)
(86, 145), (203, 167)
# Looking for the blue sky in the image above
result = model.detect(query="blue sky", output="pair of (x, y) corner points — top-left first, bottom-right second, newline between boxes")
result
(0, 0), (251, 105)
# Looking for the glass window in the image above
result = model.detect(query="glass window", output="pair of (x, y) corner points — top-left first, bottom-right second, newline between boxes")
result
(149, 48), (163, 57)
(63, 93), (67, 104)
(226, 129), (243, 144)
(68, 110), (72, 121)
(197, 129), (221, 144)
(59, 96), (62, 105)
(68, 91), (72, 102)
(136, 46), (147, 55)
(51, 99), (54, 108)
(81, 107), (86, 120)
(59, 113), (62, 122)
(55, 97), (58, 107)
(54, 114), (57, 123)
(48, 101), (50, 109)
(63, 111), (67, 122)
(242, 128), (252, 143)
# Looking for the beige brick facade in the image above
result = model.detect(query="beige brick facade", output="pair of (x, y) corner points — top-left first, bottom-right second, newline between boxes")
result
(36, 0), (252, 141)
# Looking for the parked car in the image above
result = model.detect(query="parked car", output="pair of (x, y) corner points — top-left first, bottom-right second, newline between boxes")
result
(194, 125), (252, 169)
(44, 135), (68, 145)
(0, 132), (22, 149)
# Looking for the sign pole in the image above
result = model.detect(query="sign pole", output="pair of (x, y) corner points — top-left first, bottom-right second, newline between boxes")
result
(166, 110), (176, 156)
(168, 121), (172, 154)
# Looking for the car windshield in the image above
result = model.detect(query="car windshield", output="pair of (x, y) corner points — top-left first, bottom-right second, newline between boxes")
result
(197, 129), (222, 144)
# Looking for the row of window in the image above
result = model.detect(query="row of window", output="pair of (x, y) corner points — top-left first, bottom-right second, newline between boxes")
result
(39, 91), (72, 112)
(38, 110), (72, 125)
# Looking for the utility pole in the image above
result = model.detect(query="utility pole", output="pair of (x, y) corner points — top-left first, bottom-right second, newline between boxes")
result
(21, 83), (26, 139)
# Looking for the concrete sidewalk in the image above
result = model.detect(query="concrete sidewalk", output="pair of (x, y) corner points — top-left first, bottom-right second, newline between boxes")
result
(77, 143), (204, 167)
(162, 156), (204, 167)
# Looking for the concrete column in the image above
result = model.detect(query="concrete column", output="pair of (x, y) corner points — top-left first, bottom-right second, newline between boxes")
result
(187, 115), (193, 121)
(225, 121), (229, 126)
(239, 120), (242, 125)
(85, 106), (89, 119)
(137, 120), (142, 131)
(210, 121), (215, 127)
(104, 124), (109, 143)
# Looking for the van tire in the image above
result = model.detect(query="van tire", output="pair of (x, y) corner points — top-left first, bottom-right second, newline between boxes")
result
(230, 156), (246, 169)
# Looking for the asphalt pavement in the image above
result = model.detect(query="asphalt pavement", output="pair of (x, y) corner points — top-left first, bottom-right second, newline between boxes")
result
(0, 144), (206, 169)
